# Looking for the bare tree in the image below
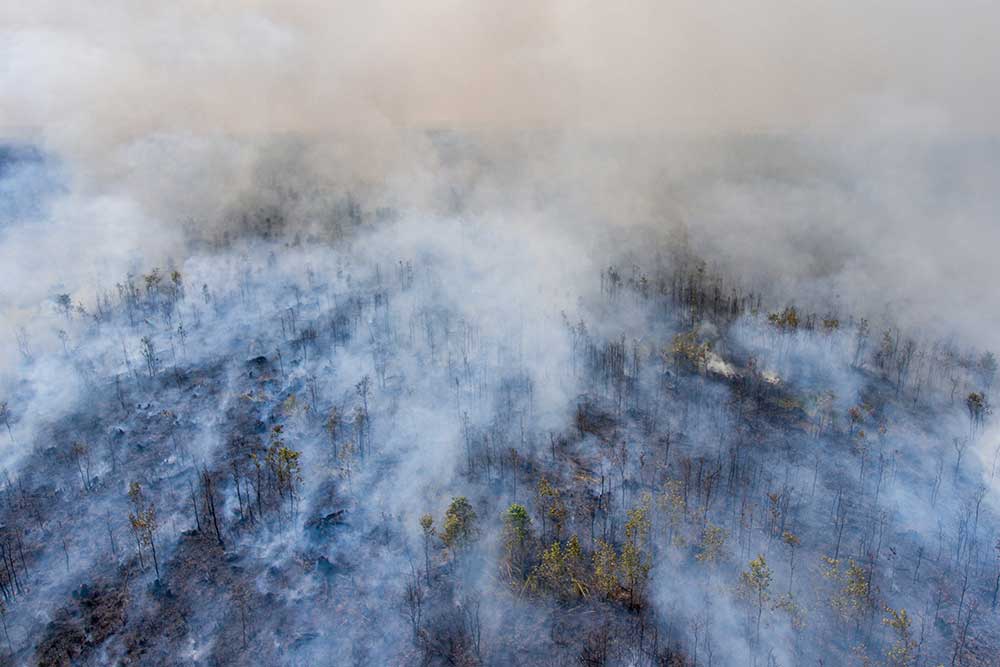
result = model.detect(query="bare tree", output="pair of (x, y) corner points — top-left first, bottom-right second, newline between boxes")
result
(402, 560), (424, 642)
(71, 441), (92, 492)
(140, 336), (158, 378)
(0, 402), (12, 444)
(128, 482), (160, 579)
(953, 437), (970, 481)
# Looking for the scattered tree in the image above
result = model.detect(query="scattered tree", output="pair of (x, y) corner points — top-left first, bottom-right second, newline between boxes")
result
(441, 497), (477, 553)
(739, 554), (772, 643)
(127, 482), (160, 579)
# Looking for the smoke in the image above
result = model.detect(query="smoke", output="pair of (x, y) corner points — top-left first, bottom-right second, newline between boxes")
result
(3, 2), (1000, 358)
(3, 5), (1000, 664)
(6, 1), (1000, 142)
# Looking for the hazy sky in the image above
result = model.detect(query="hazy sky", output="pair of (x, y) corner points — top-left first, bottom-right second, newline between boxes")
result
(4, 1), (1000, 149)
(2, 1), (1000, 353)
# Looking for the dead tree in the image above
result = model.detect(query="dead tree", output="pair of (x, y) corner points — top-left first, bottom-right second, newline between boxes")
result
(201, 469), (225, 549)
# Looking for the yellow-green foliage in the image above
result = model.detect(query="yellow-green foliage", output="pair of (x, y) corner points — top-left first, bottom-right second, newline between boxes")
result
(265, 425), (302, 499)
(592, 539), (618, 599)
(822, 557), (870, 623)
(537, 477), (567, 539)
(772, 594), (806, 631)
(696, 523), (729, 563)
(768, 306), (800, 331)
(658, 480), (687, 542)
(503, 504), (531, 543)
(127, 481), (156, 545)
(781, 530), (800, 549)
(739, 555), (772, 603)
(502, 503), (532, 579)
(883, 606), (916, 666)
(621, 499), (651, 605)
(532, 541), (565, 593)
(739, 555), (773, 641)
(529, 535), (588, 598)
(565, 535), (587, 597)
(442, 496), (477, 551)
(670, 331), (712, 370)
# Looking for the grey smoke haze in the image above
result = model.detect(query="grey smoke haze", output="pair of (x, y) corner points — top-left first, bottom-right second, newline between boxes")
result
(3, 1), (1000, 361)
(1, 5), (999, 395)
(3, 8), (1000, 663)
(5, 1), (1000, 140)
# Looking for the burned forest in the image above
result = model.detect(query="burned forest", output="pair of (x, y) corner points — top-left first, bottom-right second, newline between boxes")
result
(4, 3), (1000, 666)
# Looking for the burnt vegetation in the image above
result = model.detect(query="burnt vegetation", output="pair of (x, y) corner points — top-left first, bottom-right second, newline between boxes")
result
(1, 220), (998, 667)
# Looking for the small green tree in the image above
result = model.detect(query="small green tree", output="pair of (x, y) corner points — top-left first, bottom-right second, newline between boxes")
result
(564, 535), (588, 598)
(502, 503), (532, 580)
(658, 479), (687, 546)
(621, 500), (651, 608)
(883, 606), (916, 667)
(537, 478), (566, 540)
(740, 554), (772, 643)
(593, 539), (618, 599)
(530, 535), (589, 600)
(767, 306), (800, 331)
(531, 541), (566, 595)
(265, 426), (302, 517)
(696, 523), (729, 564)
(822, 557), (869, 626)
(670, 331), (712, 372)
(442, 497), (478, 552)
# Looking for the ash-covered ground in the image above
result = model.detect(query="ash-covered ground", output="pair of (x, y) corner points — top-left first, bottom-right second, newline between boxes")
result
(0, 206), (999, 665)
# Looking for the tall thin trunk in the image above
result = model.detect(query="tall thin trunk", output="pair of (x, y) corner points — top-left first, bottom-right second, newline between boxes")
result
(148, 531), (160, 579)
